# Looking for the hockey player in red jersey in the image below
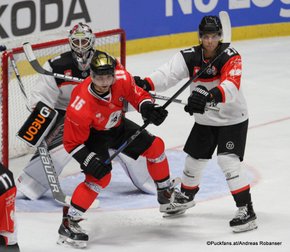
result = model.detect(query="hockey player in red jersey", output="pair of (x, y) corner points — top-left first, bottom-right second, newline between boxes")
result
(16, 23), (155, 202)
(134, 15), (257, 233)
(57, 50), (191, 248)
(0, 163), (20, 251)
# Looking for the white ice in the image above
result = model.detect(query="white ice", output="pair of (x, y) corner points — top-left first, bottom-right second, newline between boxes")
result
(9, 36), (290, 252)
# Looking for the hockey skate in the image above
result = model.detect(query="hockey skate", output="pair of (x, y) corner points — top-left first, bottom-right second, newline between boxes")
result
(57, 207), (88, 248)
(157, 178), (195, 218)
(229, 202), (257, 233)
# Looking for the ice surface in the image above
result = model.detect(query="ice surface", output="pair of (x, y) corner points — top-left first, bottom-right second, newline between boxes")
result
(8, 36), (290, 251)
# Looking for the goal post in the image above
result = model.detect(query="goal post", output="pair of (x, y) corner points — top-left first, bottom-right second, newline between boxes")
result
(0, 28), (126, 167)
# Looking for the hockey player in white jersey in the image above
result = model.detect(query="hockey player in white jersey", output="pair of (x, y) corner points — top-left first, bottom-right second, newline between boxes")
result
(134, 15), (257, 232)
(16, 23), (155, 201)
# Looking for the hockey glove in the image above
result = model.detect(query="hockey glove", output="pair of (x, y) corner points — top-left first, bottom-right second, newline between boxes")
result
(185, 85), (211, 115)
(81, 152), (112, 180)
(140, 102), (168, 126)
(134, 76), (152, 92)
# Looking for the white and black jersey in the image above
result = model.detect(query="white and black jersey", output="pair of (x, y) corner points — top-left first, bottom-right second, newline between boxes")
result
(148, 44), (248, 126)
(29, 51), (90, 111)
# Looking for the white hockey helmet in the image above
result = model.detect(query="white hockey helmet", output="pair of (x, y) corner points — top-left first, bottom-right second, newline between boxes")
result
(69, 23), (95, 71)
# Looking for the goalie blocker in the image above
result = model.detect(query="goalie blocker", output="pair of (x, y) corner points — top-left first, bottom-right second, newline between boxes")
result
(17, 101), (58, 147)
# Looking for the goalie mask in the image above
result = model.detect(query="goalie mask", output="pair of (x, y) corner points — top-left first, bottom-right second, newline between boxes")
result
(69, 23), (95, 71)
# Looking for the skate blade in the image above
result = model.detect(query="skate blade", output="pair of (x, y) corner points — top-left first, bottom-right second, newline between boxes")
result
(163, 209), (186, 218)
(185, 201), (196, 209)
(232, 220), (258, 233)
(160, 200), (196, 214)
(57, 235), (87, 249)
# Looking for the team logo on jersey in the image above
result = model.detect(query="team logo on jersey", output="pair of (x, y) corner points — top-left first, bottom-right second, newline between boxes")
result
(81, 71), (89, 78)
(64, 69), (72, 76)
(226, 141), (235, 150)
(206, 65), (217, 76)
(105, 111), (122, 129)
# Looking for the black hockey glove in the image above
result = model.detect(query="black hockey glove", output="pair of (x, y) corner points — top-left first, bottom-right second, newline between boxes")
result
(140, 102), (168, 126)
(134, 76), (152, 92)
(184, 85), (210, 115)
(81, 152), (112, 180)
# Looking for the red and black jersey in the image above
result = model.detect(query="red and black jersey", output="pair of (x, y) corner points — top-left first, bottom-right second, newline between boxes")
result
(29, 51), (90, 111)
(63, 65), (152, 154)
(148, 44), (248, 126)
(0, 163), (16, 233)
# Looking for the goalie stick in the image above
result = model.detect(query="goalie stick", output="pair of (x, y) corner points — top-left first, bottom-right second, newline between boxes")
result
(22, 42), (218, 111)
(9, 52), (70, 206)
(23, 11), (231, 165)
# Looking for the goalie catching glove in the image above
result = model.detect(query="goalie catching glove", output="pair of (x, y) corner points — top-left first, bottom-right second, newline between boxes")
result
(185, 85), (222, 115)
(140, 102), (168, 126)
(81, 152), (111, 179)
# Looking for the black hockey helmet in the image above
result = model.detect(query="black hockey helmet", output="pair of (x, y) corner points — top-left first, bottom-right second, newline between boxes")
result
(198, 15), (222, 37)
(90, 50), (117, 76)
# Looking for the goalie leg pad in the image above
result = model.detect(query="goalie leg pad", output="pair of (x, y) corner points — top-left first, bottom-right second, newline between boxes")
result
(115, 152), (155, 194)
(16, 172), (47, 200)
(16, 145), (71, 200)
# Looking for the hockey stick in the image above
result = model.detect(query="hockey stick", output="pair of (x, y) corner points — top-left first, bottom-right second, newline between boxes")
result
(22, 42), (83, 83)
(23, 11), (231, 165)
(151, 93), (219, 111)
(22, 42), (218, 111)
(105, 44), (228, 163)
(105, 11), (231, 163)
(9, 52), (70, 206)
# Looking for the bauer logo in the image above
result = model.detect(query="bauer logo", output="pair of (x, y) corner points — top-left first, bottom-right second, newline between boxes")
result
(17, 101), (58, 147)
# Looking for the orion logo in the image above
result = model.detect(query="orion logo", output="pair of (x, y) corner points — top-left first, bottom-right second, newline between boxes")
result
(226, 141), (235, 150)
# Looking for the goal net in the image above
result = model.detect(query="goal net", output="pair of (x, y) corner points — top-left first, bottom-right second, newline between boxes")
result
(0, 28), (126, 167)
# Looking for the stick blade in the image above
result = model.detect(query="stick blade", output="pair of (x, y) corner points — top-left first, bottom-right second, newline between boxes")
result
(22, 42), (36, 61)
(219, 11), (232, 44)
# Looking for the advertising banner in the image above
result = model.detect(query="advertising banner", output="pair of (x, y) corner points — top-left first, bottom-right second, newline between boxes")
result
(120, 0), (290, 40)
(0, 0), (119, 42)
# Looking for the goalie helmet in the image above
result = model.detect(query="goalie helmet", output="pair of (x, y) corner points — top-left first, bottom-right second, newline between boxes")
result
(90, 50), (116, 76)
(69, 23), (95, 71)
(198, 16), (222, 37)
